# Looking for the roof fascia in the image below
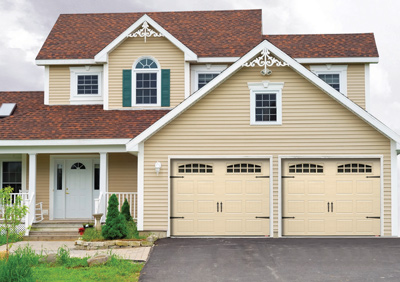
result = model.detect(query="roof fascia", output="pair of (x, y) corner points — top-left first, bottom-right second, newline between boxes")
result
(197, 57), (240, 63)
(0, 139), (131, 146)
(296, 57), (379, 64)
(126, 40), (400, 150)
(35, 59), (97, 66)
(94, 14), (197, 63)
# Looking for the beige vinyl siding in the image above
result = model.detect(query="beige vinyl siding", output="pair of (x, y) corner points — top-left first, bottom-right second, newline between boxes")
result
(108, 35), (185, 109)
(108, 153), (137, 193)
(143, 65), (391, 235)
(347, 64), (366, 108)
(36, 154), (50, 221)
(49, 66), (70, 105)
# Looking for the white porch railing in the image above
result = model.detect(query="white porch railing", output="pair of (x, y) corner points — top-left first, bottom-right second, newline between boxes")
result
(25, 192), (36, 236)
(95, 192), (138, 222)
(0, 193), (29, 219)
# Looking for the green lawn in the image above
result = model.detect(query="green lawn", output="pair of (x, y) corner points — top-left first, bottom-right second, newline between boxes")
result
(32, 261), (143, 282)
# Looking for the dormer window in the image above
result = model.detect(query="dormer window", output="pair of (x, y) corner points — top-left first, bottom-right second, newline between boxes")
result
(310, 65), (348, 95)
(133, 57), (161, 106)
(70, 66), (103, 105)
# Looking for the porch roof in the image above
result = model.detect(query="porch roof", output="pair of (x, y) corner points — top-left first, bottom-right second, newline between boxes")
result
(0, 92), (169, 140)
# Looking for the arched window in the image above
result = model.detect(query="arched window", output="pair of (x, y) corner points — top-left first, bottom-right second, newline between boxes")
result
(133, 57), (161, 106)
(71, 162), (86, 170)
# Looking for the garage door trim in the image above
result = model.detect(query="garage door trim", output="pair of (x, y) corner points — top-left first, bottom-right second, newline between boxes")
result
(168, 155), (273, 237)
(278, 155), (384, 237)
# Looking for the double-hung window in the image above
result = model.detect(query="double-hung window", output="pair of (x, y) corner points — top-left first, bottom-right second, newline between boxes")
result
(133, 57), (161, 106)
(2, 161), (22, 193)
(248, 81), (284, 125)
(310, 65), (348, 95)
(190, 65), (227, 93)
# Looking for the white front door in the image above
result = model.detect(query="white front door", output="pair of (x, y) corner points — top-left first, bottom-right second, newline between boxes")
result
(65, 160), (93, 219)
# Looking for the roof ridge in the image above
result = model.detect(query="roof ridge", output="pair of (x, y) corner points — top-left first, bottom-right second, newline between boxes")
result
(264, 32), (375, 36)
(58, 9), (261, 16)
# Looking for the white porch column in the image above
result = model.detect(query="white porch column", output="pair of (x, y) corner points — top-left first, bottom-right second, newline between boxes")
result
(137, 142), (144, 231)
(99, 152), (108, 218)
(28, 154), (37, 227)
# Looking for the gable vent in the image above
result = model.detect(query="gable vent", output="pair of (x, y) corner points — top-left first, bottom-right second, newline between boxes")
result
(0, 103), (16, 117)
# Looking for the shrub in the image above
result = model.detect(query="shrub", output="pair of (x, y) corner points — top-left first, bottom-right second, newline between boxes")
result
(126, 221), (139, 239)
(82, 228), (104, 241)
(101, 194), (127, 240)
(0, 245), (38, 282)
(56, 246), (70, 265)
(121, 199), (133, 222)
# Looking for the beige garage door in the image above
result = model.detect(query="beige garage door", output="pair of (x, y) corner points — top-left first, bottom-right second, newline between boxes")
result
(171, 159), (270, 236)
(283, 159), (380, 236)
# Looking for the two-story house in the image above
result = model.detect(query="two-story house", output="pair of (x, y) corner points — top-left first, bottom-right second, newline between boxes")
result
(0, 9), (399, 238)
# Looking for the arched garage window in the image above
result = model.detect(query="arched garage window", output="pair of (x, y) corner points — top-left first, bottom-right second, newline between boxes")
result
(289, 163), (323, 173)
(337, 163), (372, 173)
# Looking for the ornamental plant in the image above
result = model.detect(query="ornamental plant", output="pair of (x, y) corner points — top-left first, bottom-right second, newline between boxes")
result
(101, 194), (127, 240)
(121, 199), (139, 238)
(0, 186), (28, 259)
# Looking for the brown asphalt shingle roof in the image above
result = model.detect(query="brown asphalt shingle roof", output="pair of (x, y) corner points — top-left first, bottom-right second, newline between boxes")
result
(0, 92), (169, 140)
(36, 10), (263, 60)
(264, 33), (379, 58)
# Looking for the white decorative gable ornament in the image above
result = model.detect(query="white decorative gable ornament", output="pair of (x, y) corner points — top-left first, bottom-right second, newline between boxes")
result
(243, 48), (288, 75)
(127, 21), (164, 43)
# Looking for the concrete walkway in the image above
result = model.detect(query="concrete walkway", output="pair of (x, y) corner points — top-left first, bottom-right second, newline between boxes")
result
(0, 241), (151, 261)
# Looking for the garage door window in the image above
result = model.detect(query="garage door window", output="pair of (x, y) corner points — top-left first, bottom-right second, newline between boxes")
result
(178, 163), (213, 173)
(337, 163), (372, 173)
(289, 163), (323, 173)
(227, 163), (261, 173)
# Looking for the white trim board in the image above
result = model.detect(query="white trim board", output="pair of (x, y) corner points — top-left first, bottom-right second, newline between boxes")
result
(167, 155), (273, 238)
(277, 155), (385, 238)
(126, 39), (400, 151)
(94, 14), (197, 63)
(391, 140), (399, 236)
(296, 57), (379, 64)
(0, 139), (130, 146)
(36, 59), (97, 66)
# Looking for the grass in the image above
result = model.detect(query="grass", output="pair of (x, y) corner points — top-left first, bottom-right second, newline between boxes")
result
(0, 245), (143, 282)
(0, 232), (23, 246)
(32, 257), (143, 282)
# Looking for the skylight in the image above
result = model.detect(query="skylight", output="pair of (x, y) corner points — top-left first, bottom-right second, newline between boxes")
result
(0, 103), (16, 117)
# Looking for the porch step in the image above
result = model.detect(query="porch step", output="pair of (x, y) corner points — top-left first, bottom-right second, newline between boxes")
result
(25, 221), (91, 241)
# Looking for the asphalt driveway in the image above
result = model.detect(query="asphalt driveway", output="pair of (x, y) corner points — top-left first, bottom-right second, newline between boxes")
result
(139, 238), (400, 282)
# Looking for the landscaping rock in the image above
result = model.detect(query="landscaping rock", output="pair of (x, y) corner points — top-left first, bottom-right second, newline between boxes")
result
(104, 241), (116, 247)
(116, 240), (130, 246)
(128, 241), (141, 247)
(147, 235), (158, 242)
(141, 241), (154, 247)
(75, 240), (84, 246)
(39, 253), (57, 264)
(87, 254), (110, 267)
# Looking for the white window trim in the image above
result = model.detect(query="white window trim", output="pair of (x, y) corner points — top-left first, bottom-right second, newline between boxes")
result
(0, 155), (24, 193)
(132, 56), (161, 107)
(191, 64), (227, 93)
(310, 64), (348, 96)
(248, 81), (284, 126)
(70, 66), (103, 105)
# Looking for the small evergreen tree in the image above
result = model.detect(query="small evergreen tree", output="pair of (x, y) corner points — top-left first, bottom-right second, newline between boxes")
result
(121, 199), (133, 222)
(101, 194), (127, 240)
(121, 199), (139, 238)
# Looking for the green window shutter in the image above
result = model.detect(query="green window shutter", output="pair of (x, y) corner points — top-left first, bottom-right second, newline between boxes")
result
(122, 69), (132, 107)
(161, 69), (170, 107)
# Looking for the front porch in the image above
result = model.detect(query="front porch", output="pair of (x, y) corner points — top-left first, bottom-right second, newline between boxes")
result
(0, 152), (138, 236)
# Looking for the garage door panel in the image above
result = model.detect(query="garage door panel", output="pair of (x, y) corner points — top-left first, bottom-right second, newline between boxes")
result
(283, 159), (380, 236)
(197, 181), (215, 194)
(307, 201), (326, 214)
(336, 181), (353, 194)
(335, 201), (353, 214)
(197, 201), (215, 213)
(308, 219), (325, 233)
(172, 159), (270, 236)
(245, 180), (263, 194)
(225, 181), (242, 194)
(308, 181), (325, 195)
(225, 201), (242, 213)
(245, 200), (263, 213)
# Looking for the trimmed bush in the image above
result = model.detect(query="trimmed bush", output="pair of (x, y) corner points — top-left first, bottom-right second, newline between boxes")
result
(101, 194), (127, 240)
(121, 199), (133, 222)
